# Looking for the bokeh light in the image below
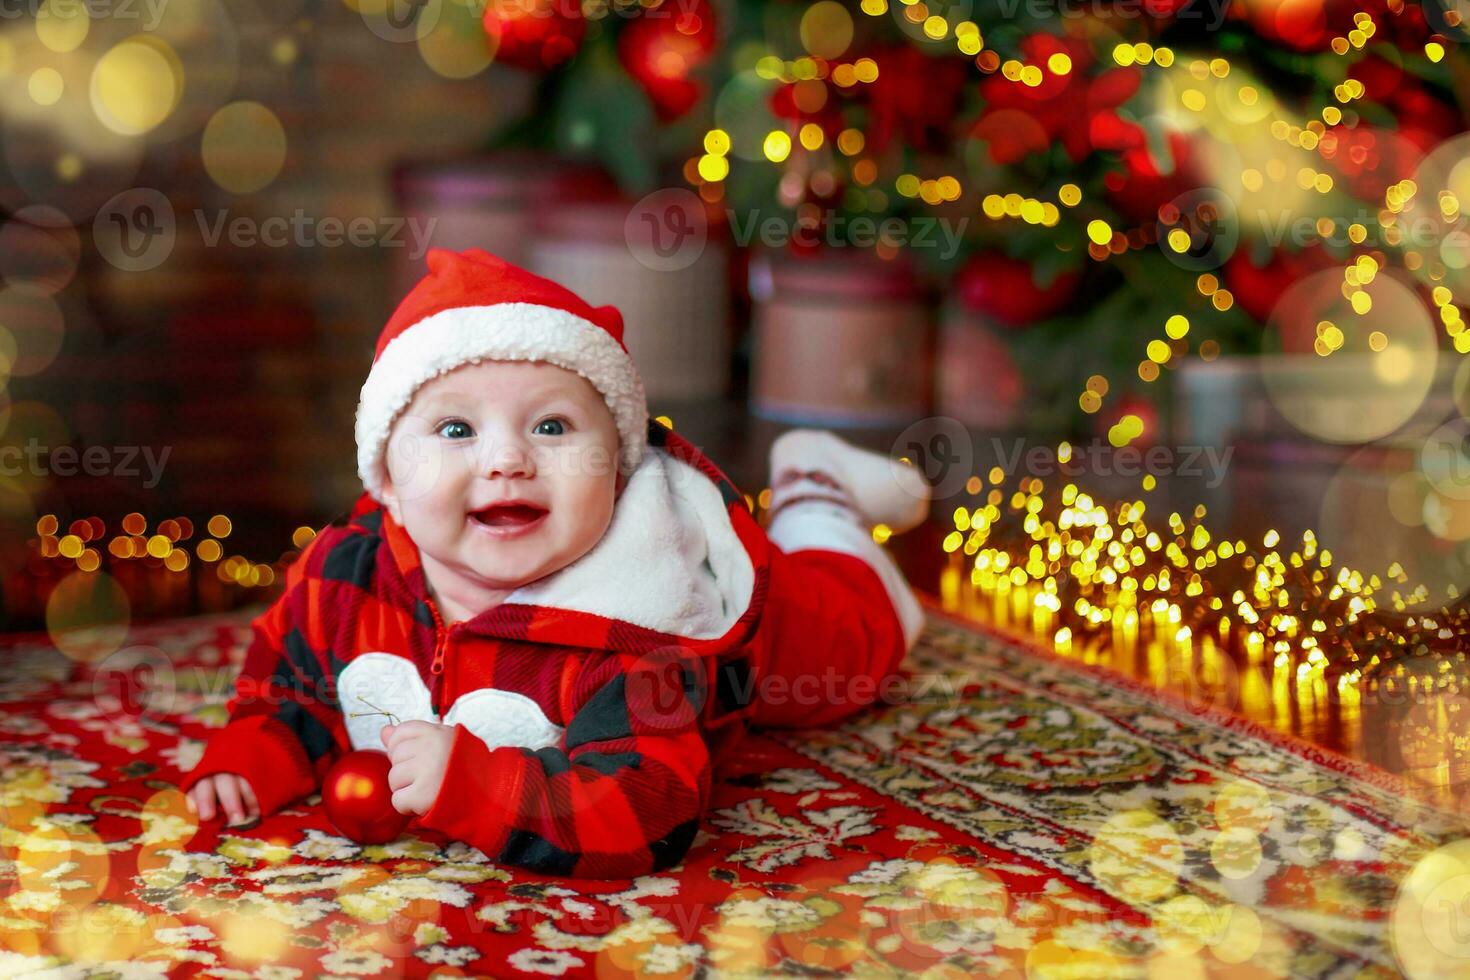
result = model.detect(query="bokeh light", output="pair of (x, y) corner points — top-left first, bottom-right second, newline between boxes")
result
(16, 818), (110, 907)
(418, 0), (492, 79)
(1261, 268), (1437, 443)
(0, 285), (65, 376)
(0, 205), (80, 293)
(1088, 808), (1183, 904)
(201, 101), (287, 194)
(44, 568), (130, 664)
(1392, 839), (1470, 978)
(90, 36), (183, 136)
(35, 0), (89, 54)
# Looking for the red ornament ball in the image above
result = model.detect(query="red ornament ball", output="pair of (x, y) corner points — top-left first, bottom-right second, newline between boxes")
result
(483, 0), (585, 71)
(1223, 244), (1334, 324)
(323, 749), (413, 845)
(955, 252), (1079, 329)
(1095, 394), (1160, 449)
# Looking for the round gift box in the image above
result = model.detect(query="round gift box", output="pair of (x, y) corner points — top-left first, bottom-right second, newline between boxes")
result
(749, 247), (932, 426)
(389, 150), (614, 300)
(527, 197), (732, 403)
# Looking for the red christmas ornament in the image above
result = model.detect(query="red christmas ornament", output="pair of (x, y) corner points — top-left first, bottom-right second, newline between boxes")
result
(1096, 394), (1160, 448)
(1223, 245), (1334, 324)
(483, 0), (585, 71)
(1249, 0), (1332, 51)
(323, 749), (413, 845)
(955, 252), (1080, 329)
(1240, 0), (1427, 53)
(618, 0), (717, 121)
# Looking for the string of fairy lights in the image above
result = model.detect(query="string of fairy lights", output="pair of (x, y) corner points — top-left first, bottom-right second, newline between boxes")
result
(30, 512), (314, 590)
(934, 466), (1462, 682)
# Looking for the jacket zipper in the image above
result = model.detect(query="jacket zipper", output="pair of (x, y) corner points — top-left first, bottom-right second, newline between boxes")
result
(424, 598), (461, 719)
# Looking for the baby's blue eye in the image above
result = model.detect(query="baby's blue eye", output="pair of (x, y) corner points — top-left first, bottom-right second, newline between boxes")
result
(437, 420), (473, 439)
(534, 418), (567, 436)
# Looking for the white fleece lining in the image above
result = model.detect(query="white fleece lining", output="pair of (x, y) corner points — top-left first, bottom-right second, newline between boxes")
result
(766, 504), (926, 651)
(505, 445), (755, 640)
(356, 302), (648, 503)
(338, 652), (434, 752)
(337, 651), (565, 751)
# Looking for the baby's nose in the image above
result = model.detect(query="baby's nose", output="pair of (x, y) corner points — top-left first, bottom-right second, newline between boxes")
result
(481, 442), (535, 479)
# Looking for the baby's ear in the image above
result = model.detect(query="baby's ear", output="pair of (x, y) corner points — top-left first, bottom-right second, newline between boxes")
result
(378, 476), (402, 525)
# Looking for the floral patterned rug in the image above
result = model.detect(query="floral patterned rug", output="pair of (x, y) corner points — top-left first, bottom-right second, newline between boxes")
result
(0, 602), (1465, 978)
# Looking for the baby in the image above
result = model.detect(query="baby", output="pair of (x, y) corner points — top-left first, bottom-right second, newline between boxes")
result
(180, 248), (931, 878)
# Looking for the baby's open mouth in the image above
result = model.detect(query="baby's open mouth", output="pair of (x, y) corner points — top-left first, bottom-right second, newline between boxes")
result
(469, 502), (550, 527)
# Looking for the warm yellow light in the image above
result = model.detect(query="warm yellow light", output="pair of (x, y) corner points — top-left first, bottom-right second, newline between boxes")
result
(697, 154), (729, 182)
(703, 129), (731, 156)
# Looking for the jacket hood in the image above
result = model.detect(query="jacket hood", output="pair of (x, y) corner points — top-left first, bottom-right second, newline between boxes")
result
(348, 419), (772, 657)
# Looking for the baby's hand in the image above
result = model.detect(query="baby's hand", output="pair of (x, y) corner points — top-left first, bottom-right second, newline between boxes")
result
(381, 721), (457, 817)
(185, 773), (260, 826)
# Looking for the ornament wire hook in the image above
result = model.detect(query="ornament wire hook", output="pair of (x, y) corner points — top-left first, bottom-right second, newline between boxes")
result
(348, 695), (401, 726)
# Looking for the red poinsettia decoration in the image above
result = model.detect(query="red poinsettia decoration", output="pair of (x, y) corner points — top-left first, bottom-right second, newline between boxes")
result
(1103, 130), (1208, 225)
(864, 43), (970, 155)
(618, 0), (718, 121)
(973, 33), (1144, 166)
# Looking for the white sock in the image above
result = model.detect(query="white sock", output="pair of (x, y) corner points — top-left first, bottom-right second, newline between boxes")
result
(769, 429), (931, 534)
(766, 473), (926, 652)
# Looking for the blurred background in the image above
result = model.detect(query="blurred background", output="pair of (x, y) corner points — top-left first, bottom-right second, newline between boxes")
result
(3, 0), (1470, 796)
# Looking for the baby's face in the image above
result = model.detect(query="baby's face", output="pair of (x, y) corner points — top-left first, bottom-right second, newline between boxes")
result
(380, 359), (623, 594)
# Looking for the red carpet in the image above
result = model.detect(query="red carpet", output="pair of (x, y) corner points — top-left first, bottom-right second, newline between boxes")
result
(0, 603), (1464, 977)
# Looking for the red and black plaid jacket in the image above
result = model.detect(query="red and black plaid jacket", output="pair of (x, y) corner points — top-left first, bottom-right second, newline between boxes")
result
(180, 419), (774, 878)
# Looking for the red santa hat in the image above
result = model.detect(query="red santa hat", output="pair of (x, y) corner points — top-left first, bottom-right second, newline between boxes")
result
(355, 248), (648, 503)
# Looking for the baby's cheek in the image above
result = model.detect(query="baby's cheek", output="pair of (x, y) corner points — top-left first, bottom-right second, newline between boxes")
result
(568, 481), (617, 547)
(385, 431), (450, 502)
(554, 442), (617, 487)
